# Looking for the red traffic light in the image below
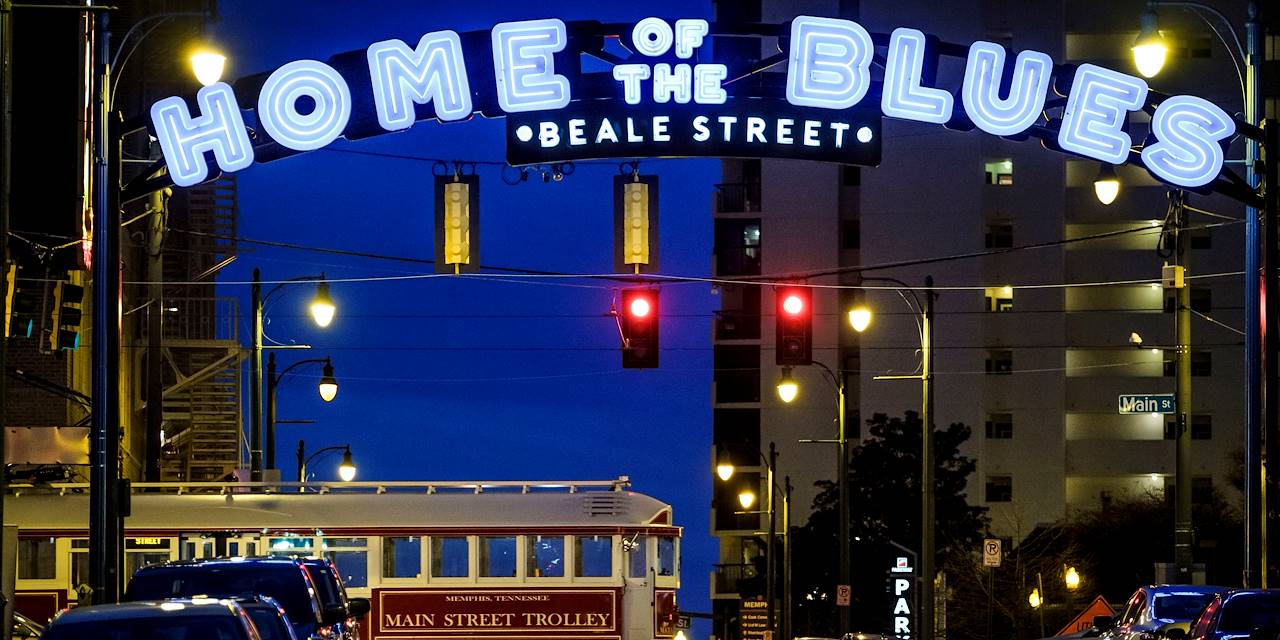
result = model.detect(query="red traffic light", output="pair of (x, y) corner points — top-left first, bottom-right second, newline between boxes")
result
(782, 293), (805, 315)
(629, 296), (652, 318)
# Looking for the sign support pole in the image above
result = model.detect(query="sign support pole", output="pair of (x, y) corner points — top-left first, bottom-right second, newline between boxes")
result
(1175, 193), (1194, 581)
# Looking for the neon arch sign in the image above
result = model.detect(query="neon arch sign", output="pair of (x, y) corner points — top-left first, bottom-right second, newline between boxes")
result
(148, 14), (1239, 193)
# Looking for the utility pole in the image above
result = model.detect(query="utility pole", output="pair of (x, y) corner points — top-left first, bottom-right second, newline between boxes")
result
(1243, 0), (1262, 589)
(783, 475), (792, 640)
(250, 268), (262, 481)
(921, 275), (936, 640)
(766, 441), (776, 639)
(0, 0), (12, 631)
(1263, 120), (1280, 586)
(1173, 192), (1194, 581)
(144, 189), (166, 481)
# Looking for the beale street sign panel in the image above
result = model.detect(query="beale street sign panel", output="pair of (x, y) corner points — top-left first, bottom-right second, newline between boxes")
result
(149, 15), (1237, 193)
(374, 588), (619, 639)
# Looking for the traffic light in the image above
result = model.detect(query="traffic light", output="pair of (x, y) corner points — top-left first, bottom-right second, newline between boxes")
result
(620, 287), (660, 368)
(6, 264), (38, 339)
(775, 285), (812, 365)
(49, 280), (83, 350)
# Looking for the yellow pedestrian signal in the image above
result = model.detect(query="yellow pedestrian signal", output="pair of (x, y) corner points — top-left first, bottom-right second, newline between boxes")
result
(443, 181), (471, 269)
(622, 181), (649, 268)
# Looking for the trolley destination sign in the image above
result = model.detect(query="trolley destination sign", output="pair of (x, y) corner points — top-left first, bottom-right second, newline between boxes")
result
(375, 588), (621, 638)
(149, 15), (1237, 193)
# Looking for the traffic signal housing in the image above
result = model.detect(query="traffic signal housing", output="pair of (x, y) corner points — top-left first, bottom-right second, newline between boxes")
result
(49, 280), (83, 350)
(775, 285), (812, 365)
(6, 264), (38, 339)
(620, 287), (659, 369)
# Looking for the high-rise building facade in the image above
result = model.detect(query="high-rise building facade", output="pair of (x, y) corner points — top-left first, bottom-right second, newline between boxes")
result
(709, 0), (1276, 634)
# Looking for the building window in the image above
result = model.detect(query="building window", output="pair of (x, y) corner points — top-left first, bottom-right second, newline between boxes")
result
(528, 535), (566, 578)
(714, 345), (761, 403)
(842, 219), (860, 250)
(1164, 288), (1211, 313)
(480, 536), (517, 577)
(382, 537), (422, 579)
(1164, 351), (1212, 377)
(715, 219), (761, 276)
(985, 223), (1013, 248)
(431, 536), (469, 578)
(1192, 477), (1214, 505)
(657, 537), (676, 576)
(986, 349), (1013, 374)
(984, 286), (1014, 311)
(575, 535), (613, 577)
(984, 159), (1013, 185)
(985, 476), (1013, 502)
(985, 413), (1013, 439)
(1192, 414), (1212, 439)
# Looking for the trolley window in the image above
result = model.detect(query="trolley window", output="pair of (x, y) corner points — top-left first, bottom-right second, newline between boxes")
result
(527, 535), (565, 578)
(480, 536), (517, 578)
(431, 537), (469, 578)
(383, 537), (422, 579)
(658, 537), (676, 576)
(575, 536), (613, 578)
(324, 538), (368, 588)
(18, 538), (55, 580)
(627, 536), (648, 579)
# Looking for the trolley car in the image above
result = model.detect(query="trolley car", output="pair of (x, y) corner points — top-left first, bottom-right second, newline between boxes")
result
(7, 477), (681, 640)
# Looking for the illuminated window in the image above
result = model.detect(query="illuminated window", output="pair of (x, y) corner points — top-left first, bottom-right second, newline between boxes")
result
(480, 536), (516, 577)
(986, 349), (1013, 374)
(984, 159), (1013, 185)
(575, 535), (613, 577)
(382, 537), (421, 579)
(18, 538), (55, 580)
(431, 536), (469, 578)
(985, 413), (1013, 439)
(527, 535), (565, 578)
(984, 287), (1013, 311)
(985, 476), (1013, 502)
(985, 223), (1013, 248)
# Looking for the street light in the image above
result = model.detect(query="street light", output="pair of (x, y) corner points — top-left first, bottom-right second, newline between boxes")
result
(775, 367), (798, 404)
(266, 355), (340, 473)
(783, 360), (849, 635)
(297, 441), (357, 486)
(190, 49), (227, 86)
(1093, 165), (1120, 205)
(850, 275), (936, 640)
(1132, 7), (1167, 78)
(718, 442), (792, 640)
(1127, 0), (1266, 585)
(1065, 566), (1081, 590)
(251, 269), (337, 481)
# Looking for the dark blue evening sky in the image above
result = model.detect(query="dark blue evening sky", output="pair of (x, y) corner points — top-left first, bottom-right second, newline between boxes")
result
(212, 0), (720, 622)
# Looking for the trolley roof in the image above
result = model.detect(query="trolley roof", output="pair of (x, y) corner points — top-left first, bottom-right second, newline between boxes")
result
(7, 477), (679, 535)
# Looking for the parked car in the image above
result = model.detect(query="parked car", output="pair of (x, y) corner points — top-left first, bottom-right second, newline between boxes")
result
(39, 599), (259, 640)
(230, 595), (298, 640)
(1186, 589), (1280, 640)
(11, 611), (43, 640)
(125, 557), (329, 639)
(300, 557), (369, 640)
(1103, 585), (1228, 640)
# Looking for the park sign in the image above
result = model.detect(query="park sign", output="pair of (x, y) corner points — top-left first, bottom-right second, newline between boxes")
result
(149, 15), (1236, 191)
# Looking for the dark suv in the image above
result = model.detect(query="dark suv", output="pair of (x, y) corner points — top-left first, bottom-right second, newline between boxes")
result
(125, 557), (332, 639)
(301, 558), (369, 640)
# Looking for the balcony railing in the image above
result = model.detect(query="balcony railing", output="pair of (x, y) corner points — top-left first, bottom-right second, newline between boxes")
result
(715, 183), (761, 213)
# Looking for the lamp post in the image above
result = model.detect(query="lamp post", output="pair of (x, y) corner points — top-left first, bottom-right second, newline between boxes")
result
(778, 360), (847, 635)
(297, 441), (357, 486)
(718, 442), (791, 640)
(250, 269), (336, 481)
(1129, 0), (1264, 585)
(848, 275), (936, 640)
(1029, 567), (1082, 637)
(266, 354), (338, 471)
